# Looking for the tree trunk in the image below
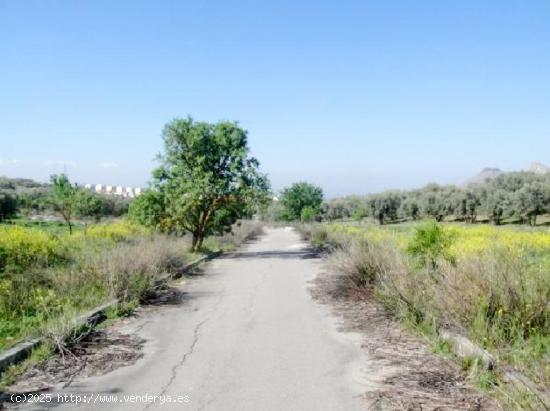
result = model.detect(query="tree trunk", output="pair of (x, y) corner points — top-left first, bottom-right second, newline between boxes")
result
(191, 232), (199, 252)
(68, 221), (73, 235)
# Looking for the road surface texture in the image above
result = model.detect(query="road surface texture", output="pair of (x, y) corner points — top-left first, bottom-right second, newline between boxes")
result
(13, 227), (367, 410)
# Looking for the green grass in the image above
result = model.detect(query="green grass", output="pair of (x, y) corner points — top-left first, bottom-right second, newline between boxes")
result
(0, 221), (190, 351)
(0, 219), (263, 352)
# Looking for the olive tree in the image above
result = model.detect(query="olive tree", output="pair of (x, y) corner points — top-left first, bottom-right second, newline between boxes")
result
(153, 117), (270, 251)
(513, 182), (550, 226)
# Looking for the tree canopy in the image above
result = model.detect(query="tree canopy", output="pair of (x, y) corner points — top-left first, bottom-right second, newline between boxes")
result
(279, 182), (324, 221)
(135, 117), (270, 250)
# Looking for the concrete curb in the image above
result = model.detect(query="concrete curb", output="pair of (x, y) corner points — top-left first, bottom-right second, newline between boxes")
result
(438, 329), (495, 370)
(438, 329), (549, 407)
(154, 251), (222, 285)
(0, 339), (41, 375)
(0, 252), (221, 376)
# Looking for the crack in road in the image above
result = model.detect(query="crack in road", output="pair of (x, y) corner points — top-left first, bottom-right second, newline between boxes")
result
(143, 283), (226, 411)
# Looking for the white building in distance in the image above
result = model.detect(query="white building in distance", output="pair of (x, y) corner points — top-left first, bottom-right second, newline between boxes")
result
(86, 183), (143, 198)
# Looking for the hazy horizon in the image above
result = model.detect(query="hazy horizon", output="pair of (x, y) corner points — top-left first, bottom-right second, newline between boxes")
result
(1, 1), (549, 197)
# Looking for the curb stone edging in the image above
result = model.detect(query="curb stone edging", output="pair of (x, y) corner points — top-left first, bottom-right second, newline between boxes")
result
(0, 252), (221, 376)
(438, 329), (549, 407)
(0, 339), (41, 375)
(438, 329), (495, 370)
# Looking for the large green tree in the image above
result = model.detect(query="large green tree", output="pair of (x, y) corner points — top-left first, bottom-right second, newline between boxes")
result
(279, 182), (323, 221)
(152, 117), (270, 251)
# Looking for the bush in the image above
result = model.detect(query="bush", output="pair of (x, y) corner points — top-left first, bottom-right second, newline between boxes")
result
(0, 192), (17, 222)
(203, 220), (264, 252)
(90, 235), (187, 302)
(407, 222), (456, 269)
(300, 206), (319, 222)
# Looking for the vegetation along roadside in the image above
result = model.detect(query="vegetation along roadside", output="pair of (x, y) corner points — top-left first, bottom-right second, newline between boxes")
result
(295, 221), (549, 410)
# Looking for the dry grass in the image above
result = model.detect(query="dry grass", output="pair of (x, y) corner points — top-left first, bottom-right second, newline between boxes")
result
(0, 227), (189, 350)
(83, 235), (189, 302)
(205, 220), (265, 251)
(0, 219), (263, 352)
(307, 222), (549, 410)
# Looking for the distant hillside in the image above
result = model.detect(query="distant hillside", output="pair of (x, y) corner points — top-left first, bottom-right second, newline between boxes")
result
(528, 162), (550, 175)
(464, 162), (550, 186)
(0, 176), (46, 191)
(464, 167), (503, 186)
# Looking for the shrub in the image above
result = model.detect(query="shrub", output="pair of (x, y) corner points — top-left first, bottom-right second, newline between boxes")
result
(300, 206), (319, 222)
(203, 220), (264, 252)
(80, 235), (187, 302)
(407, 222), (456, 269)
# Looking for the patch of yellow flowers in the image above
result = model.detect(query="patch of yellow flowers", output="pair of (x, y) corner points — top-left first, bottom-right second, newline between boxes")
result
(0, 221), (149, 271)
(84, 220), (149, 242)
(447, 225), (550, 258)
(326, 222), (550, 259)
(0, 225), (66, 268)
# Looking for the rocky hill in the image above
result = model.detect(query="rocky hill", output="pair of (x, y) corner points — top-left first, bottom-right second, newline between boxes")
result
(464, 167), (503, 186)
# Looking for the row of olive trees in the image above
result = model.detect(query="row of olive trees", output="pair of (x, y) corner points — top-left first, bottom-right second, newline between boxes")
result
(128, 117), (271, 251)
(324, 171), (550, 226)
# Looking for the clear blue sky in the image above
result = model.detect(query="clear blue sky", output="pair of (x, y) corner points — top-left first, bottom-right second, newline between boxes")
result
(1, 1), (549, 197)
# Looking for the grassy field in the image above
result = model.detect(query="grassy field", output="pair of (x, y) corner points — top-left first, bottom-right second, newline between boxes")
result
(0, 221), (184, 350)
(300, 220), (550, 410)
(0, 219), (263, 352)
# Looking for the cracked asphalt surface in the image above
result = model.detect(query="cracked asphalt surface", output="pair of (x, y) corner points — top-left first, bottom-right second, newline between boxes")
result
(19, 227), (365, 410)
